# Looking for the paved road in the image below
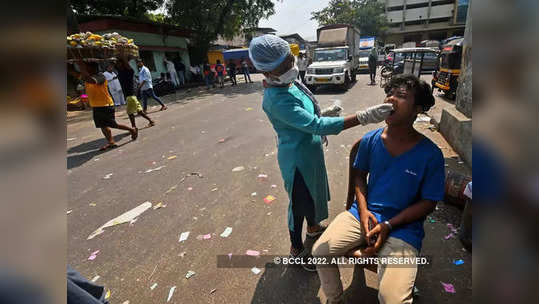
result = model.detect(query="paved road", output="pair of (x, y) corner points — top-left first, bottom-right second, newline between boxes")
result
(67, 73), (471, 303)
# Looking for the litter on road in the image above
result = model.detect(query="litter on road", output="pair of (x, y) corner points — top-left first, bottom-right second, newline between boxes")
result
(444, 233), (454, 240)
(91, 275), (100, 282)
(187, 187), (193, 191)
(185, 271), (196, 279)
(165, 185), (177, 194)
(454, 259), (464, 265)
(167, 286), (176, 302)
(232, 166), (245, 172)
(257, 174), (268, 179)
(87, 201), (153, 239)
(211, 188), (218, 192)
(179, 231), (190, 242)
(67, 210), (72, 215)
(251, 267), (262, 275)
(153, 202), (166, 209)
(145, 166), (166, 173)
(88, 250), (100, 261)
(263, 195), (276, 204)
(210, 288), (217, 294)
(103, 173), (113, 179)
(105, 290), (111, 300)
(271, 184), (277, 188)
(89, 203), (97, 207)
(220, 227), (233, 238)
(251, 192), (257, 197)
(246, 250), (260, 257)
(441, 282), (456, 293)
(167, 155), (177, 160)
(150, 283), (158, 290)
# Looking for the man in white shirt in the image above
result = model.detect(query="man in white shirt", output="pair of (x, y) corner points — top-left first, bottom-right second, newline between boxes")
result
(104, 63), (126, 106)
(297, 53), (309, 83)
(163, 57), (179, 87)
(137, 58), (167, 112)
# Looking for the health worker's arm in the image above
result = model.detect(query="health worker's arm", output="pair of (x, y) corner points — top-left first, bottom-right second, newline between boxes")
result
(271, 96), (363, 135)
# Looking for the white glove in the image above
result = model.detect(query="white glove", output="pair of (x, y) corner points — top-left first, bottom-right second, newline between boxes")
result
(356, 104), (394, 125)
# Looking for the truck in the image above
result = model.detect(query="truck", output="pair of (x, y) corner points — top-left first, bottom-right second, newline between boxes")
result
(304, 24), (360, 91)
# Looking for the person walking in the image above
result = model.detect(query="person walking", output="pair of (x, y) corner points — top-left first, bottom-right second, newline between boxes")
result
(173, 57), (186, 86)
(68, 61), (137, 151)
(248, 35), (394, 271)
(215, 60), (225, 88)
(297, 53), (309, 83)
(164, 57), (179, 88)
(136, 58), (167, 112)
(228, 60), (237, 86)
(103, 63), (126, 106)
(116, 55), (155, 129)
(203, 62), (215, 90)
(368, 48), (378, 85)
(241, 57), (253, 83)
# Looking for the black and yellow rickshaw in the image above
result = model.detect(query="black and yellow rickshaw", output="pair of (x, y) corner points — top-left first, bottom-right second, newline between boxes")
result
(432, 37), (464, 99)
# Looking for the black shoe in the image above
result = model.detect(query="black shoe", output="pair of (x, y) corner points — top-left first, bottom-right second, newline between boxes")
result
(290, 248), (317, 272)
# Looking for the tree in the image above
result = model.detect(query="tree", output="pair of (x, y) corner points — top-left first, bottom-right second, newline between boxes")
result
(311, 0), (388, 38)
(166, 0), (275, 63)
(71, 0), (165, 19)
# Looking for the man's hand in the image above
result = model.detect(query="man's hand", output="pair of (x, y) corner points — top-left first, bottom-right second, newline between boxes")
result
(365, 222), (390, 253)
(360, 210), (378, 246)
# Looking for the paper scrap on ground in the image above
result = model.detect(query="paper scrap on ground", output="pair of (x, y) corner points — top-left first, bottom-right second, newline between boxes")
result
(415, 115), (431, 123)
(179, 231), (190, 243)
(211, 188), (218, 192)
(228, 253), (232, 259)
(210, 288), (217, 294)
(185, 271), (196, 279)
(89, 203), (97, 207)
(88, 250), (100, 261)
(271, 184), (277, 188)
(167, 155), (177, 160)
(203, 234), (211, 239)
(246, 250), (260, 257)
(251, 192), (257, 197)
(220, 227), (233, 238)
(232, 166), (245, 172)
(444, 233), (454, 240)
(105, 290), (111, 300)
(453, 259), (464, 265)
(103, 173), (113, 179)
(258, 174), (268, 179)
(87, 201), (153, 239)
(67, 137), (77, 141)
(187, 187), (193, 191)
(264, 195), (276, 204)
(165, 185), (177, 194)
(145, 166), (166, 173)
(441, 282), (455, 293)
(245, 107), (253, 111)
(153, 202), (166, 210)
(167, 286), (176, 302)
(150, 283), (158, 290)
(121, 301), (129, 304)
(179, 251), (186, 258)
(67, 210), (72, 215)
(218, 138), (226, 143)
(91, 275), (100, 282)
(251, 267), (261, 275)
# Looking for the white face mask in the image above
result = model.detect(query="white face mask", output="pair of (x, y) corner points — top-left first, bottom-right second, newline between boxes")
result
(266, 64), (299, 85)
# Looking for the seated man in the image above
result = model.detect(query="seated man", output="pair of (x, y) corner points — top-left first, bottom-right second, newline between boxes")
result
(312, 74), (445, 304)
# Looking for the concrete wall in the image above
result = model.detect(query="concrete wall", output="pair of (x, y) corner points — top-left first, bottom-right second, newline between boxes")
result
(456, 1), (472, 117)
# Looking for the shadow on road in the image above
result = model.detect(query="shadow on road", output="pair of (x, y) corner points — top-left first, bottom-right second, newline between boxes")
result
(67, 132), (131, 169)
(342, 266), (379, 303)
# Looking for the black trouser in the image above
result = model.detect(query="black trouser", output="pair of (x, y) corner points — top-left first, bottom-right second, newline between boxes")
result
(299, 71), (306, 83)
(289, 169), (316, 251)
(369, 65), (376, 83)
(230, 73), (237, 85)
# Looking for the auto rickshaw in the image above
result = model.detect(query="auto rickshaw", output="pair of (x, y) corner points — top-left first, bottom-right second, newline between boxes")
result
(432, 37), (464, 99)
(380, 47), (438, 87)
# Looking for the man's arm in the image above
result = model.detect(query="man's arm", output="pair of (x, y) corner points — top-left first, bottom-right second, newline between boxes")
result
(388, 199), (436, 229)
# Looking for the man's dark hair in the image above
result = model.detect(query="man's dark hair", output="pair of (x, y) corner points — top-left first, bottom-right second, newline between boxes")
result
(216, 60), (221, 64)
(384, 74), (435, 112)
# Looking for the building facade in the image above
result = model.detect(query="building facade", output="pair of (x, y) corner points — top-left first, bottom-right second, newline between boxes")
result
(379, 0), (469, 46)
(79, 16), (192, 80)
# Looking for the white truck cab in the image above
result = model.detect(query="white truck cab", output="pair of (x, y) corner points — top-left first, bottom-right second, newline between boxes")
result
(305, 46), (356, 90)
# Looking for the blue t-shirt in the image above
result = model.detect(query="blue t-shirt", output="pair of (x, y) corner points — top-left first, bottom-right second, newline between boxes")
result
(349, 128), (445, 251)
